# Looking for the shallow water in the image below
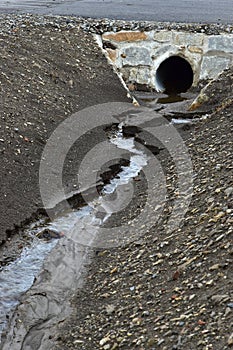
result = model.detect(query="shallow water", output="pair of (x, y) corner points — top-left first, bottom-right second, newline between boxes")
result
(171, 118), (193, 124)
(157, 94), (187, 104)
(0, 240), (56, 335)
(104, 123), (148, 194)
(0, 123), (149, 340)
(135, 91), (196, 107)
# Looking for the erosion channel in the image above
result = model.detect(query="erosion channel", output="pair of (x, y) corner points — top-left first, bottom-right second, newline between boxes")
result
(0, 89), (202, 349)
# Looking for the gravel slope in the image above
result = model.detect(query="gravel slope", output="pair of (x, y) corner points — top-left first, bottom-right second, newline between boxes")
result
(0, 15), (232, 350)
(54, 68), (233, 350)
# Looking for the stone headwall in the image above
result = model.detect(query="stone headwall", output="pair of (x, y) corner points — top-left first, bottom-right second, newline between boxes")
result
(99, 30), (233, 90)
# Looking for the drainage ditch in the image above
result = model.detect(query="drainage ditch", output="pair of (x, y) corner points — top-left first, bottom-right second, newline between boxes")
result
(0, 82), (207, 348)
(0, 28), (218, 346)
(0, 120), (151, 347)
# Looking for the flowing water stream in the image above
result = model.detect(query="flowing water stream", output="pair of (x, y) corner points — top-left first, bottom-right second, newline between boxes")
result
(0, 122), (149, 342)
(0, 96), (198, 348)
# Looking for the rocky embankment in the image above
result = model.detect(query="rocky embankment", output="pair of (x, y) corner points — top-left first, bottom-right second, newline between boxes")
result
(54, 68), (233, 350)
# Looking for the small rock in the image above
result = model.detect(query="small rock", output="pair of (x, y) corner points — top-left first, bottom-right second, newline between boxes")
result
(36, 229), (64, 240)
(131, 317), (142, 325)
(100, 337), (110, 346)
(157, 338), (165, 346)
(147, 338), (156, 346)
(225, 307), (232, 317)
(228, 333), (233, 346)
(188, 91), (209, 111)
(104, 345), (111, 350)
(206, 279), (214, 286)
(173, 270), (180, 280)
(198, 319), (206, 326)
(212, 211), (225, 222)
(211, 294), (230, 304)
(142, 310), (150, 317)
(68, 79), (74, 88)
(225, 187), (233, 197)
(105, 304), (116, 315)
(197, 340), (205, 346)
(209, 264), (220, 270)
(110, 267), (118, 274)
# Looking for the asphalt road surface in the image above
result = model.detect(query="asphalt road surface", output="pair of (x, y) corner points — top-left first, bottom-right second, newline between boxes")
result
(0, 0), (232, 24)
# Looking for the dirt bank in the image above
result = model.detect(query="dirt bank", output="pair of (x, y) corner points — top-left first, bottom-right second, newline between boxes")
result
(0, 14), (129, 248)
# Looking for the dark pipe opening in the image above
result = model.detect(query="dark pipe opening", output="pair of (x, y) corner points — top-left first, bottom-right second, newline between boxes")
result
(155, 56), (194, 94)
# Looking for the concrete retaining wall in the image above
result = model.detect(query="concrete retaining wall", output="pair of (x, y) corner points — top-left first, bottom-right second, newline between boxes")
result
(99, 30), (233, 90)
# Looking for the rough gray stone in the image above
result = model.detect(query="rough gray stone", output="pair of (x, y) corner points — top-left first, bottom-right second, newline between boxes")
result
(128, 67), (151, 84)
(152, 44), (175, 57)
(154, 30), (173, 42)
(122, 47), (152, 66)
(200, 56), (231, 79)
(173, 31), (204, 46)
(208, 35), (233, 53)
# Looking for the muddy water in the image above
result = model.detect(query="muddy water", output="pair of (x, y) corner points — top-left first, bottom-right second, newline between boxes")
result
(134, 91), (196, 107)
(0, 123), (149, 344)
